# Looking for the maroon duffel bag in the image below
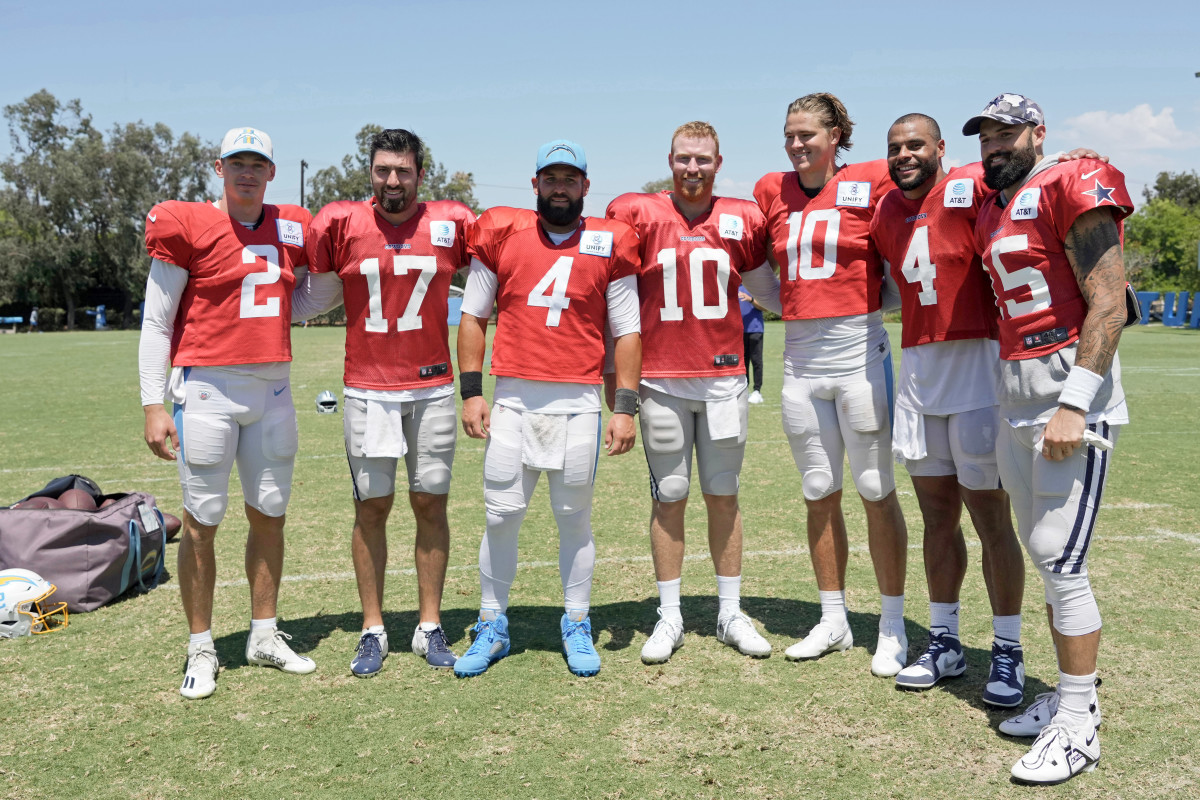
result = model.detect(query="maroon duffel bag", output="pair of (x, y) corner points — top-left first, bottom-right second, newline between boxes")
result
(0, 476), (166, 612)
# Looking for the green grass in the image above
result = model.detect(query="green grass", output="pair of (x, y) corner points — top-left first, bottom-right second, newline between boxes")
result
(1, 323), (1198, 799)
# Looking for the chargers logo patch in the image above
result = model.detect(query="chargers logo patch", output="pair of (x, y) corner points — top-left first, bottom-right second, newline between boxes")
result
(430, 221), (455, 247)
(836, 181), (870, 208)
(944, 179), (974, 208)
(580, 230), (613, 258)
(1010, 188), (1041, 220)
(276, 219), (304, 246)
(718, 214), (744, 241)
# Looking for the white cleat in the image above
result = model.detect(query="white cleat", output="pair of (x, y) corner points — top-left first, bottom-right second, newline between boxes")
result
(870, 630), (908, 677)
(785, 621), (853, 661)
(1010, 711), (1101, 785)
(1000, 686), (1102, 737)
(640, 612), (685, 664)
(748, 390), (764, 405)
(715, 611), (771, 658)
(180, 641), (219, 700)
(246, 627), (317, 674)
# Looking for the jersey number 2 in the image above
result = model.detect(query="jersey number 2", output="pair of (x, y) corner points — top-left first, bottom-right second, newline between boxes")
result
(240, 245), (281, 318)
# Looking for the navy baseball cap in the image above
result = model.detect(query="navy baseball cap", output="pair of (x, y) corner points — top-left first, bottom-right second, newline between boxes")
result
(962, 94), (1045, 136)
(536, 140), (587, 175)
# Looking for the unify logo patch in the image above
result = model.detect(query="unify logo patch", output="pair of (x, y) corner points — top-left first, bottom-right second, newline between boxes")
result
(718, 214), (744, 240)
(430, 221), (455, 247)
(1010, 187), (1041, 220)
(579, 230), (613, 257)
(944, 178), (974, 208)
(276, 219), (304, 246)
(836, 181), (871, 208)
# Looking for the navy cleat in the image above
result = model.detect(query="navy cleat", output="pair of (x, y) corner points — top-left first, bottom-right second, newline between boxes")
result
(350, 630), (388, 678)
(982, 639), (1026, 708)
(894, 628), (966, 690)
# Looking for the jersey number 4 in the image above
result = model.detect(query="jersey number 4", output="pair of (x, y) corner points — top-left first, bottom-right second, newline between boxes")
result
(656, 247), (731, 321)
(528, 256), (573, 327)
(898, 226), (938, 306)
(360, 256), (437, 333)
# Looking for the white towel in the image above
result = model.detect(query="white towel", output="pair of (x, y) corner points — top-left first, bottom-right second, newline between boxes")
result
(706, 396), (741, 441)
(891, 403), (926, 464)
(521, 411), (567, 470)
(361, 399), (408, 459)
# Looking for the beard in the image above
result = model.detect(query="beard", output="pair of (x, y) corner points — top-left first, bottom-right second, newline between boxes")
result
(536, 193), (584, 227)
(890, 156), (939, 191)
(375, 187), (412, 215)
(983, 139), (1037, 190)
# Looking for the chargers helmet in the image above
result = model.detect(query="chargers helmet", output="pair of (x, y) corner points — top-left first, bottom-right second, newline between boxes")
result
(0, 568), (68, 638)
(316, 390), (338, 414)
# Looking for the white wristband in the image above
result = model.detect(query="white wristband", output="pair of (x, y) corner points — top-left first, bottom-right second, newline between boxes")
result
(1058, 365), (1103, 411)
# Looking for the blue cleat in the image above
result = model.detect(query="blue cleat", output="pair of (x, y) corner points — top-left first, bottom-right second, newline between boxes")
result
(561, 613), (601, 677)
(894, 628), (966, 689)
(983, 639), (1026, 708)
(350, 631), (387, 678)
(453, 614), (510, 678)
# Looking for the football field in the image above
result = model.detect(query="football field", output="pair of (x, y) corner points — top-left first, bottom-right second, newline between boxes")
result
(1, 323), (1197, 800)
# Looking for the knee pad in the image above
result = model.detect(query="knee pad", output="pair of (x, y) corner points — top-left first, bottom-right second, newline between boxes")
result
(1039, 569), (1101, 636)
(655, 474), (692, 503)
(186, 492), (229, 528)
(706, 470), (739, 497)
(853, 468), (888, 503)
(802, 468), (836, 501)
(414, 464), (452, 495)
(253, 486), (289, 518)
(261, 407), (299, 462)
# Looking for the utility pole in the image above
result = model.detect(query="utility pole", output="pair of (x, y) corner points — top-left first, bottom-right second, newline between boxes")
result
(300, 159), (309, 208)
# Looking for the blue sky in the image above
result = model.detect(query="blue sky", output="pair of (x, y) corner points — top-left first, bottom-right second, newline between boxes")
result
(2, 1), (1197, 211)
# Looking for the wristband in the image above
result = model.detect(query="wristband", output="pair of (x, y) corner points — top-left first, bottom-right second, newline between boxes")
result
(614, 388), (640, 416)
(1058, 365), (1103, 412)
(459, 371), (483, 400)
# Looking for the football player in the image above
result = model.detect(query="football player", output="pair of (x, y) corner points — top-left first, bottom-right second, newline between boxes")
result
(605, 122), (780, 663)
(296, 129), (474, 676)
(455, 139), (642, 678)
(870, 114), (1027, 703)
(753, 93), (910, 676)
(139, 127), (316, 700)
(965, 93), (1132, 785)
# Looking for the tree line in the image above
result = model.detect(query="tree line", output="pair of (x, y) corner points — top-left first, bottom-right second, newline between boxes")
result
(1, 89), (1195, 329)
(0, 92), (480, 330)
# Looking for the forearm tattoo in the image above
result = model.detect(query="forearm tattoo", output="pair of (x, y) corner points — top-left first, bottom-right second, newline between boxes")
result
(1065, 209), (1126, 377)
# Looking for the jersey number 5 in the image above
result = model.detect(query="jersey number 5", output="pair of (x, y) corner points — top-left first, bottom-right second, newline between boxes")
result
(657, 247), (731, 321)
(987, 234), (1051, 319)
(361, 256), (437, 333)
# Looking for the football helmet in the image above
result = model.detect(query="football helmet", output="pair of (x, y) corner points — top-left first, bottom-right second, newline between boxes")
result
(316, 390), (338, 414)
(0, 568), (68, 638)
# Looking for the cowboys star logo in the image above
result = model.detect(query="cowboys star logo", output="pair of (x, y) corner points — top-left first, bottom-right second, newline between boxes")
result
(1081, 178), (1117, 207)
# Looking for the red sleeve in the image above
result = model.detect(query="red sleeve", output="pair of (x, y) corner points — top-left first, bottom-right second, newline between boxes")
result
(467, 208), (502, 273)
(144, 202), (194, 269)
(753, 173), (781, 213)
(306, 203), (341, 274)
(609, 222), (641, 282)
(605, 193), (638, 227)
(741, 200), (769, 270)
(1049, 160), (1134, 240)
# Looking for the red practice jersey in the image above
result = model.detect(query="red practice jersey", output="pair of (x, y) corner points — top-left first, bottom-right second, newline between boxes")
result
(871, 163), (999, 349)
(307, 199), (474, 391)
(606, 192), (767, 378)
(468, 207), (640, 384)
(754, 160), (893, 320)
(974, 159), (1133, 360)
(145, 201), (311, 366)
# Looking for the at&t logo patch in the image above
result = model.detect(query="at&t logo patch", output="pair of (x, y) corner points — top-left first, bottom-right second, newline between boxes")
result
(430, 221), (455, 247)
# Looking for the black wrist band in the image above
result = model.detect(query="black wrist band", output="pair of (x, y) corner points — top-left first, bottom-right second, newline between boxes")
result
(614, 388), (639, 416)
(459, 371), (483, 400)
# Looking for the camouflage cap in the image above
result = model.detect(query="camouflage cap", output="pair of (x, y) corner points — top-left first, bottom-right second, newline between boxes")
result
(962, 93), (1044, 136)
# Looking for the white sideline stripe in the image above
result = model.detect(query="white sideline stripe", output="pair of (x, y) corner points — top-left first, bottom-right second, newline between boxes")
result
(161, 531), (1198, 591)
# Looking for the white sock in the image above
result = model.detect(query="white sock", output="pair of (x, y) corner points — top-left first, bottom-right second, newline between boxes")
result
(188, 630), (214, 647)
(1057, 670), (1098, 728)
(993, 614), (1021, 643)
(716, 574), (741, 618)
(565, 605), (589, 622)
(417, 621), (439, 632)
(930, 601), (960, 637)
(819, 590), (847, 628)
(363, 625), (385, 635)
(480, 608), (500, 622)
(880, 594), (905, 636)
(249, 617), (277, 636)
(657, 578), (683, 624)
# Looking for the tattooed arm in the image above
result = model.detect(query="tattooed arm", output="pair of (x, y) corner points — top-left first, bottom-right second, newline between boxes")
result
(1041, 206), (1126, 461)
